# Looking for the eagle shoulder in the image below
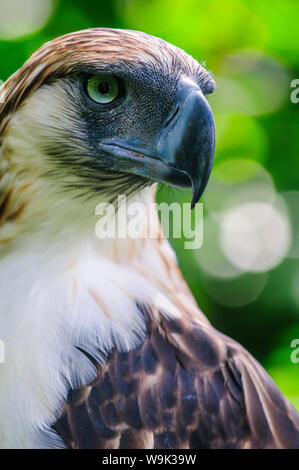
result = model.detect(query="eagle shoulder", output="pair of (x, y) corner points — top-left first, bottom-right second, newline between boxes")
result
(54, 303), (299, 449)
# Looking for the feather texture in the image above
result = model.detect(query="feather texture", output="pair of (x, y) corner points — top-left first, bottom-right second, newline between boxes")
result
(0, 28), (298, 449)
(54, 303), (299, 449)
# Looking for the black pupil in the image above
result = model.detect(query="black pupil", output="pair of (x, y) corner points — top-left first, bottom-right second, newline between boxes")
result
(98, 81), (110, 94)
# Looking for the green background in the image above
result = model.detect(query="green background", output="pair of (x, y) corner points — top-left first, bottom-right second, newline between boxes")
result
(0, 0), (298, 408)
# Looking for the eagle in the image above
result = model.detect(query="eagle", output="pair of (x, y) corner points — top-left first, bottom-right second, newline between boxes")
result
(0, 28), (298, 449)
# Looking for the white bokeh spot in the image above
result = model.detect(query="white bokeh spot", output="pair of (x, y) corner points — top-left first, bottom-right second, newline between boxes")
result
(0, 0), (54, 40)
(220, 201), (291, 272)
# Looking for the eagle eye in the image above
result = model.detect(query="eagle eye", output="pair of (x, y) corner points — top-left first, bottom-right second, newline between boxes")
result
(86, 75), (119, 104)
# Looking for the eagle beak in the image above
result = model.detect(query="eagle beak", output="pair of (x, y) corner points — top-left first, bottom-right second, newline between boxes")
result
(158, 85), (215, 208)
(100, 83), (215, 208)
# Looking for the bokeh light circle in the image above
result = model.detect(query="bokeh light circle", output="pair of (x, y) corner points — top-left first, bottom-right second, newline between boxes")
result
(220, 201), (291, 272)
(202, 272), (268, 307)
(209, 50), (290, 117)
(0, 0), (55, 40)
(195, 215), (242, 279)
(282, 191), (299, 259)
(203, 159), (276, 216)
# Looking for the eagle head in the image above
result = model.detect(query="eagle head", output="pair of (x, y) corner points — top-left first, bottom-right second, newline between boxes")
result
(0, 28), (215, 237)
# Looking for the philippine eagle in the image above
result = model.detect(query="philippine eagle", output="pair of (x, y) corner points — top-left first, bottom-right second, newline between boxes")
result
(0, 28), (298, 449)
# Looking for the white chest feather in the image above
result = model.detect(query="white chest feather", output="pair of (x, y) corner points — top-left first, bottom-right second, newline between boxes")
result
(0, 232), (181, 448)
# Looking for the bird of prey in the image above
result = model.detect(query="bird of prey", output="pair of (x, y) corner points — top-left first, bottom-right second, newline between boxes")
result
(0, 28), (298, 450)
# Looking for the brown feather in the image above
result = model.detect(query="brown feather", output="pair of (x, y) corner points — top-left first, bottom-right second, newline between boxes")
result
(54, 304), (299, 449)
(0, 28), (214, 244)
(0, 28), (213, 140)
(1, 28), (297, 449)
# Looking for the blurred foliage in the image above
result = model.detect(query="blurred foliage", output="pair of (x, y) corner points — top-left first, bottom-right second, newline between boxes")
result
(0, 0), (298, 408)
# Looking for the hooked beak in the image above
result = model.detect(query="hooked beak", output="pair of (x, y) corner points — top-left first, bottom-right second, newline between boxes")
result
(99, 82), (215, 208)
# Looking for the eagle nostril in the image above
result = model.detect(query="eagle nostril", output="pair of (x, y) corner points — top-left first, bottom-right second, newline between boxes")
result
(163, 104), (180, 129)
